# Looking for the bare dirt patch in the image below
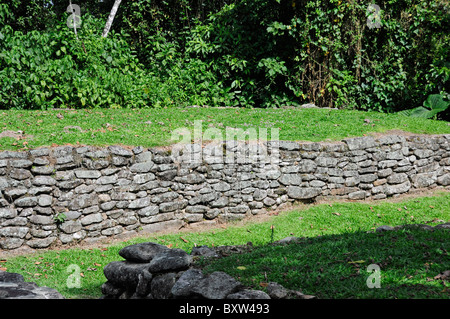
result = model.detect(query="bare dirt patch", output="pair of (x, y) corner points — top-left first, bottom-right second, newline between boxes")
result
(0, 130), (33, 140)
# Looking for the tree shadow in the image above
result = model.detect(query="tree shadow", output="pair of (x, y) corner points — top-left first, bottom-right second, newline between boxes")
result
(197, 226), (449, 299)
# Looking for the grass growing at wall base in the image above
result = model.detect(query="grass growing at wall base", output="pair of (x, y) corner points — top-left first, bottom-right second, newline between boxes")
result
(2, 191), (449, 299)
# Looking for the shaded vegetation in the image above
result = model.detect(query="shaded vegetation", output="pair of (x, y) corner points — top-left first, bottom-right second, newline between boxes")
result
(198, 226), (449, 299)
(0, 0), (448, 111)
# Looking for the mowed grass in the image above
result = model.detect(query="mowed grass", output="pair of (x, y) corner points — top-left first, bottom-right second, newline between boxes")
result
(2, 191), (449, 299)
(199, 224), (449, 299)
(0, 107), (449, 151)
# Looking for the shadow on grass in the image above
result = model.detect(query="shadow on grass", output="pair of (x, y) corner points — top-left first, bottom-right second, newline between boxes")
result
(196, 226), (449, 299)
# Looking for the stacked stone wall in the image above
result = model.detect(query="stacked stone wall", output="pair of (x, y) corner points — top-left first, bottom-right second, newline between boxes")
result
(0, 134), (449, 251)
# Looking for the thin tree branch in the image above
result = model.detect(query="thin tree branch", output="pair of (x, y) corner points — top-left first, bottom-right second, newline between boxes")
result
(102, 0), (122, 38)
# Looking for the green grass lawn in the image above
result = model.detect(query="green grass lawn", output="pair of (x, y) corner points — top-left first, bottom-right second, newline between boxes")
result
(3, 191), (449, 299)
(199, 225), (449, 299)
(1, 107), (449, 151)
(1, 107), (449, 299)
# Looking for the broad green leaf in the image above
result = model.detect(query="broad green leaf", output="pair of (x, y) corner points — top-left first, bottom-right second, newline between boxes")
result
(408, 106), (433, 118)
(423, 94), (449, 112)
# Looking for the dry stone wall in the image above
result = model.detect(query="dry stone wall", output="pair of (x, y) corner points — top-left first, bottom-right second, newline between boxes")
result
(0, 134), (449, 251)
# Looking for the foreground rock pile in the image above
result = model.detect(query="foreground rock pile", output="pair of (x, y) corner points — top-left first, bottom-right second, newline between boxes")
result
(0, 270), (64, 299)
(101, 242), (315, 299)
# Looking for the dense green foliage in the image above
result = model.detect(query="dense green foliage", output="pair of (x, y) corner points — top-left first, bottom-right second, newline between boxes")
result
(0, 4), (150, 108)
(0, 0), (449, 111)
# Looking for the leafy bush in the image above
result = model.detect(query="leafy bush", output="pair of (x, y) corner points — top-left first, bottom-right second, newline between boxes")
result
(147, 0), (449, 110)
(1, 0), (449, 111)
(0, 6), (151, 109)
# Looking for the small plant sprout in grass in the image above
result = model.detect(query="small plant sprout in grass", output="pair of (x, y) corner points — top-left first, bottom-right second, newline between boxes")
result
(270, 225), (275, 243)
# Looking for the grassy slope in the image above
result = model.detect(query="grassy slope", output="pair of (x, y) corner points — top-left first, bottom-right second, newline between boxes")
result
(0, 108), (449, 151)
(1, 108), (449, 299)
(3, 192), (449, 299)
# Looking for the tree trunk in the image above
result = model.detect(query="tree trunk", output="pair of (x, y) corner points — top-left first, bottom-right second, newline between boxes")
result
(102, 0), (122, 38)
(67, 0), (79, 39)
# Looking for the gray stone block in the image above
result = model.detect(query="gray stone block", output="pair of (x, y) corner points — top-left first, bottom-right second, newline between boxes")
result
(287, 186), (321, 199)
